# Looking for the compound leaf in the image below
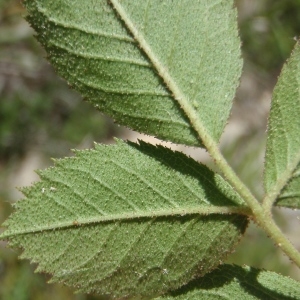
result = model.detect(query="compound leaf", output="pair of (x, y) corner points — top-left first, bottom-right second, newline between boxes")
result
(24, 0), (242, 146)
(156, 264), (300, 300)
(1, 140), (248, 298)
(264, 43), (300, 209)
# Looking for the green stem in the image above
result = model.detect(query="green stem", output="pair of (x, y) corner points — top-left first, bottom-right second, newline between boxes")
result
(110, 0), (300, 268)
(178, 105), (300, 268)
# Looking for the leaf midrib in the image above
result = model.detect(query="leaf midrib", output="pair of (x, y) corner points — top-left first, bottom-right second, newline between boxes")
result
(109, 0), (208, 145)
(1, 205), (250, 238)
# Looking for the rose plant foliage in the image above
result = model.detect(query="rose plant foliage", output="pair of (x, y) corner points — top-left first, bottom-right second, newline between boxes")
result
(1, 0), (300, 299)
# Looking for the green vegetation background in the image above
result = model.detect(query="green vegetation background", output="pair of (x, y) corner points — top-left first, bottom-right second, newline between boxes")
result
(0, 0), (300, 299)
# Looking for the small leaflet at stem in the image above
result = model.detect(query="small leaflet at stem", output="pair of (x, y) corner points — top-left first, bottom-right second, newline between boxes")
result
(263, 42), (300, 210)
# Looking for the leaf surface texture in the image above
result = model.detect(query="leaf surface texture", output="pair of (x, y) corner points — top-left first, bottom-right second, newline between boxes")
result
(1, 141), (247, 297)
(157, 264), (300, 299)
(24, 0), (242, 146)
(264, 43), (300, 209)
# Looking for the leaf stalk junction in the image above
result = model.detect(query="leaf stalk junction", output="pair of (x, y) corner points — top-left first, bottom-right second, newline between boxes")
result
(110, 0), (300, 268)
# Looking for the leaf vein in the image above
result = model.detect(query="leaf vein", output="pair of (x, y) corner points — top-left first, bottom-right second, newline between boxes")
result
(109, 159), (180, 208)
(45, 176), (106, 216)
(67, 223), (120, 276)
(36, 4), (134, 42)
(158, 218), (197, 268)
(49, 40), (150, 67)
(75, 77), (169, 97)
(51, 229), (80, 265)
(65, 166), (141, 213)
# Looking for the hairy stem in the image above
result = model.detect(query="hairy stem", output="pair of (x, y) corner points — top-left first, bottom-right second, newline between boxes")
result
(110, 0), (300, 268)
(177, 104), (300, 267)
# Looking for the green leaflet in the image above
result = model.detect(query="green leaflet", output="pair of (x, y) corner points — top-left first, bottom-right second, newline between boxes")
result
(264, 43), (300, 209)
(157, 264), (300, 299)
(1, 140), (248, 298)
(24, 0), (242, 146)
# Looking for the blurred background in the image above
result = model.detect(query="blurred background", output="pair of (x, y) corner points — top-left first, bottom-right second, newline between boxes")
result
(0, 0), (300, 298)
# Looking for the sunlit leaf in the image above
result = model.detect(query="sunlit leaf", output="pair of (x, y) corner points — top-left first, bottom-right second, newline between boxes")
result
(24, 0), (242, 146)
